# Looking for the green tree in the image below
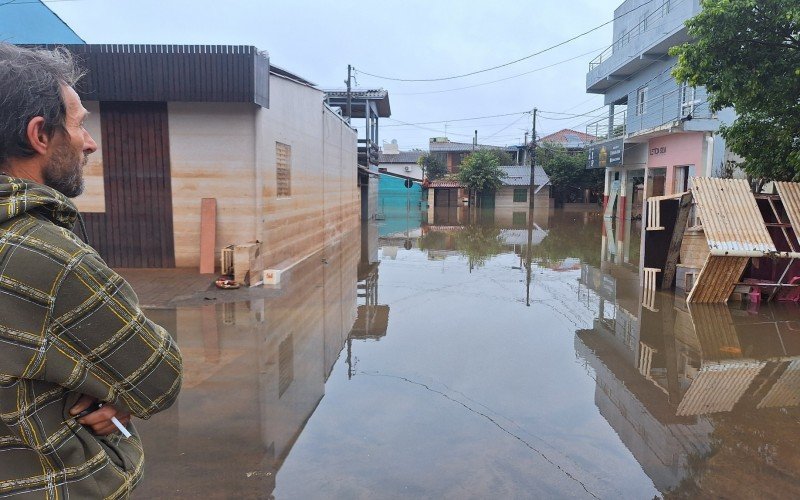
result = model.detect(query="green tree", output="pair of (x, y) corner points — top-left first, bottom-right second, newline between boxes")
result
(457, 150), (507, 195)
(670, 0), (800, 181)
(538, 143), (603, 203)
(417, 153), (447, 180)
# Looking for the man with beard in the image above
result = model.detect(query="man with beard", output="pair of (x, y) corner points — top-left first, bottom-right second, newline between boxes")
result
(0, 44), (182, 498)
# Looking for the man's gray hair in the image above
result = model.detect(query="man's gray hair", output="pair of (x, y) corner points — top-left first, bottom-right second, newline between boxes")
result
(0, 44), (84, 166)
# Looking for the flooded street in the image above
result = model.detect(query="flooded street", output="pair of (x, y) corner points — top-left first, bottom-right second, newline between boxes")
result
(134, 209), (800, 499)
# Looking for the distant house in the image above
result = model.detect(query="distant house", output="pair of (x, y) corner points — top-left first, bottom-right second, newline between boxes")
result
(378, 141), (424, 180)
(428, 138), (508, 174)
(538, 128), (597, 152)
(0, 0), (84, 44)
(426, 165), (551, 228)
(495, 166), (551, 210)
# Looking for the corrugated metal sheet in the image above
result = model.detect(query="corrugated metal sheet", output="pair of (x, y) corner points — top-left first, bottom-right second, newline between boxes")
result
(776, 182), (800, 249)
(499, 166), (550, 187)
(428, 180), (463, 188)
(757, 359), (800, 409)
(688, 304), (741, 360)
(691, 177), (776, 254)
(676, 361), (765, 416)
(687, 255), (748, 303)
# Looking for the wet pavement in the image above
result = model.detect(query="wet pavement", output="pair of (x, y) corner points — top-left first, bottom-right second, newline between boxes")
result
(133, 208), (800, 499)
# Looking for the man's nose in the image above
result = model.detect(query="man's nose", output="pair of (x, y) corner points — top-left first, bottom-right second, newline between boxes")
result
(84, 130), (98, 154)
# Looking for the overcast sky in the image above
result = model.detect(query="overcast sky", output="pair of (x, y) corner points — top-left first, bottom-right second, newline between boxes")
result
(48, 0), (622, 150)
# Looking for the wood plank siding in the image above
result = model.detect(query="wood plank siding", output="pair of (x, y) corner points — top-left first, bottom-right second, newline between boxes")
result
(82, 102), (175, 268)
(35, 44), (269, 107)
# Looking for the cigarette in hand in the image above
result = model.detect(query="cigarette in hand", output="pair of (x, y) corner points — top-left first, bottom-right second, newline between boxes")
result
(111, 416), (132, 438)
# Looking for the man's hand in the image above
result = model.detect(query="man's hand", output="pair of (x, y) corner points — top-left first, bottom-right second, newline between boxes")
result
(69, 395), (132, 436)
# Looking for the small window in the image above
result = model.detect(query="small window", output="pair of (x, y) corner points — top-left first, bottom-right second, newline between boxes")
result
(661, 0), (671, 16)
(512, 211), (527, 228)
(513, 188), (528, 203)
(679, 82), (698, 116)
(636, 87), (648, 116)
(276, 142), (291, 197)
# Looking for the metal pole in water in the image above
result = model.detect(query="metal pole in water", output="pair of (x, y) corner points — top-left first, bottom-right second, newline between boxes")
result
(525, 108), (537, 307)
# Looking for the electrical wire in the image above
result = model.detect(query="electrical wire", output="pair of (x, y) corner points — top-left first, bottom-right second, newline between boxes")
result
(354, 0), (659, 82)
(391, 48), (603, 96)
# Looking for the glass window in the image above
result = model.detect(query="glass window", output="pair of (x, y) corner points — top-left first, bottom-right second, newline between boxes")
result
(636, 87), (648, 116)
(513, 188), (528, 203)
(680, 82), (698, 117)
(512, 211), (527, 227)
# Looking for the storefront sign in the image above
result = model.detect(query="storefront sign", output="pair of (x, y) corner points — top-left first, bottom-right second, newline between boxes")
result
(587, 138), (623, 169)
(650, 146), (667, 156)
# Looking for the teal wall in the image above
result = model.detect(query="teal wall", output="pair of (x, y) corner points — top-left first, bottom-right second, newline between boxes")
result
(377, 175), (424, 237)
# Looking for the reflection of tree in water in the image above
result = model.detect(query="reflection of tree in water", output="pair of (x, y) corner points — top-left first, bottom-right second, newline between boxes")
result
(418, 225), (505, 269)
(528, 214), (602, 267)
(454, 225), (505, 269)
(418, 230), (450, 251)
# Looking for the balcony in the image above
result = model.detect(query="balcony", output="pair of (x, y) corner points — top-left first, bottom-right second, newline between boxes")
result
(586, 107), (627, 143)
(358, 139), (379, 167)
(586, 0), (699, 94)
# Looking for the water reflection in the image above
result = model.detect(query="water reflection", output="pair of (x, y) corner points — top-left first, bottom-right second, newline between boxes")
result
(135, 232), (362, 498)
(579, 217), (800, 497)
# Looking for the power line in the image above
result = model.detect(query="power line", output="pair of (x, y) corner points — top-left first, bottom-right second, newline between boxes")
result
(391, 49), (603, 96)
(354, 0), (658, 82)
(382, 110), (532, 128)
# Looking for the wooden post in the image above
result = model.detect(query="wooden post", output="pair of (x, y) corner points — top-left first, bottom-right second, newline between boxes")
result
(661, 192), (693, 290)
(199, 198), (217, 274)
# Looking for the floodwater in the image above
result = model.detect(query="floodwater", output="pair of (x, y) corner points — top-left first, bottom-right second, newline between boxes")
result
(135, 208), (800, 499)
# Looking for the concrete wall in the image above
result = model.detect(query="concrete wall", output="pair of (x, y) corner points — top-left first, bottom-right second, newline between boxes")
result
(169, 102), (258, 267)
(495, 185), (551, 210)
(168, 74), (358, 269)
(256, 75), (358, 269)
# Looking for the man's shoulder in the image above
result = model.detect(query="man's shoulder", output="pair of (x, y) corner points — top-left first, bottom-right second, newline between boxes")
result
(0, 214), (99, 281)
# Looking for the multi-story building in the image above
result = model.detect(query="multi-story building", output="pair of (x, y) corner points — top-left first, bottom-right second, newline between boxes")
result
(585, 0), (736, 222)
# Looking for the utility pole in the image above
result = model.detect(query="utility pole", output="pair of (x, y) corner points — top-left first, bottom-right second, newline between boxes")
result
(473, 130), (477, 151)
(345, 64), (352, 123)
(523, 131), (529, 166)
(525, 108), (537, 307)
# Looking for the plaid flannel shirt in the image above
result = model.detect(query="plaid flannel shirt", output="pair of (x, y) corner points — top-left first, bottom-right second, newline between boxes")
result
(0, 176), (183, 499)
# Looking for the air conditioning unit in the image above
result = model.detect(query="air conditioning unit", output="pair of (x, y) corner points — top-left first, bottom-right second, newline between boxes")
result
(404, 165), (411, 172)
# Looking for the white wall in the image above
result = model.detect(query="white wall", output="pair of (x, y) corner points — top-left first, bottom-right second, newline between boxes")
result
(168, 102), (258, 268)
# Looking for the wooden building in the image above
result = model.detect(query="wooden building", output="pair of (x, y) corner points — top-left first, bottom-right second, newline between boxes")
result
(47, 44), (359, 270)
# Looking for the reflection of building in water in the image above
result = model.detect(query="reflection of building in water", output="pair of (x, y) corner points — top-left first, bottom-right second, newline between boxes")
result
(579, 236), (800, 495)
(347, 260), (390, 378)
(135, 231), (365, 498)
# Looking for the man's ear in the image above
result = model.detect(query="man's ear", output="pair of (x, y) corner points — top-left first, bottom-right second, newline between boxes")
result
(26, 117), (51, 155)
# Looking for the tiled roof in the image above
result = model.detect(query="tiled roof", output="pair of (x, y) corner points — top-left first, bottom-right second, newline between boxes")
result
(323, 88), (389, 100)
(428, 180), (463, 188)
(429, 141), (504, 152)
(379, 150), (424, 163)
(499, 165), (550, 186)
(539, 128), (597, 147)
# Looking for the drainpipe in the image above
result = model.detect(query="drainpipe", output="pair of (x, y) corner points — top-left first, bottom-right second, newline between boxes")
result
(705, 134), (714, 177)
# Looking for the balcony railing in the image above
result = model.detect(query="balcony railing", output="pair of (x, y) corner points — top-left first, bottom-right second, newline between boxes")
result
(589, 0), (677, 72)
(586, 107), (627, 142)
